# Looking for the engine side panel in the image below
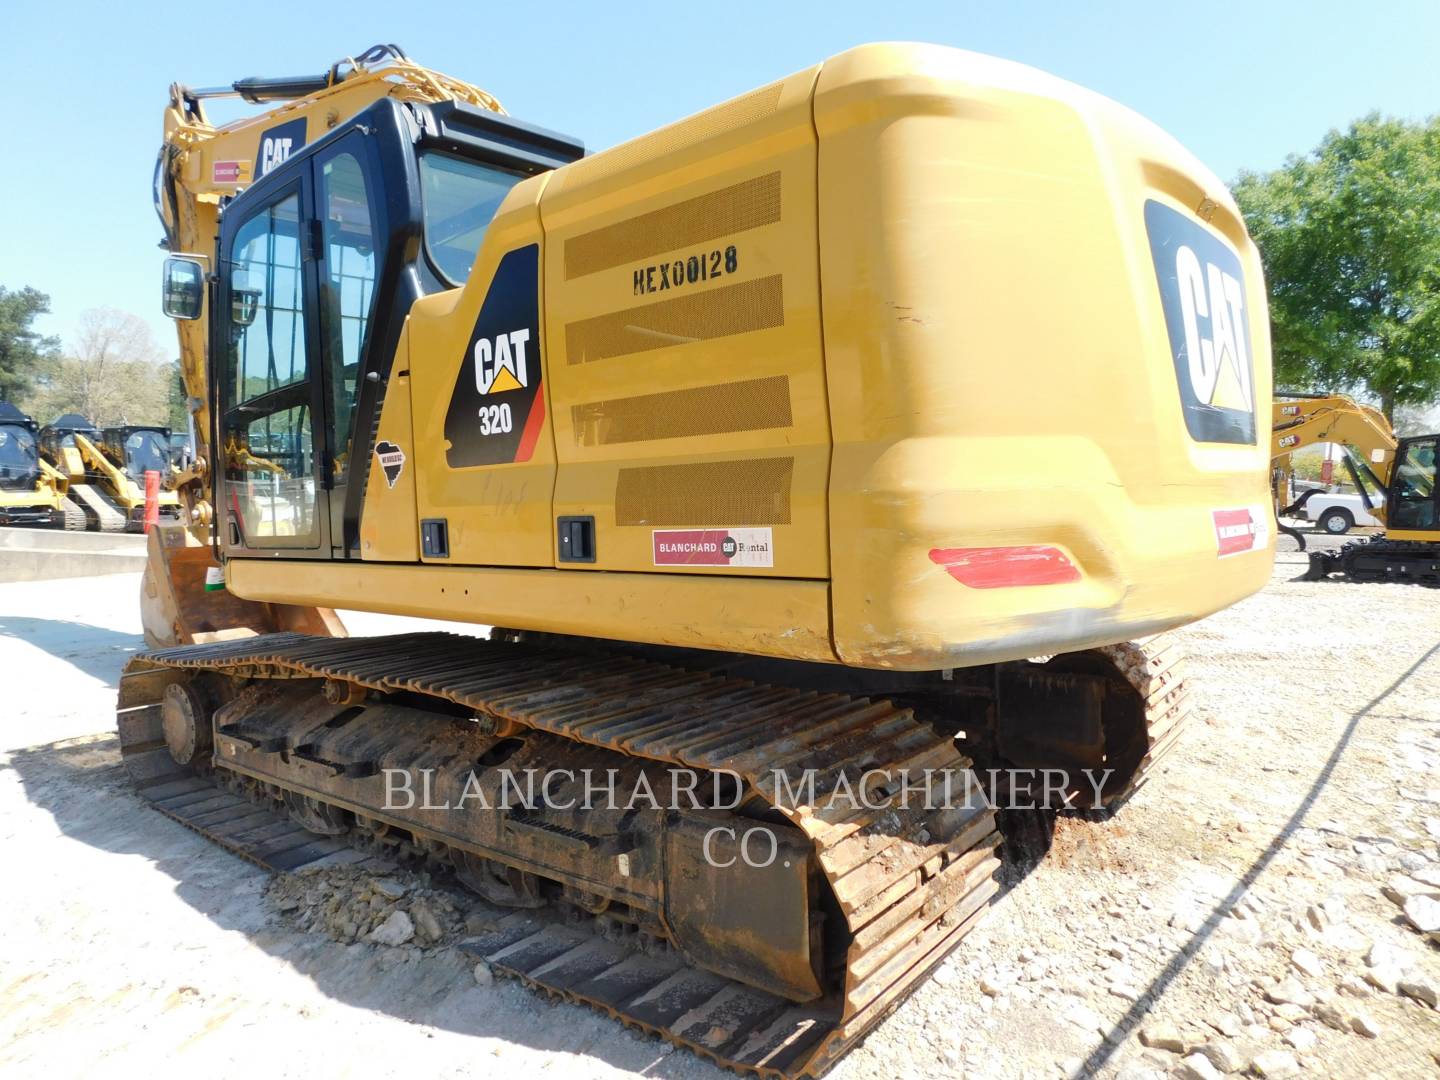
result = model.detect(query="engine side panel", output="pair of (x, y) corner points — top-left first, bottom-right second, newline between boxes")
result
(538, 64), (830, 580)
(407, 176), (559, 567)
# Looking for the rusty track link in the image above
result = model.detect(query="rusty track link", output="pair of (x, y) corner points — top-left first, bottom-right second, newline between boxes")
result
(117, 632), (1002, 1077)
(1096, 635), (1192, 806)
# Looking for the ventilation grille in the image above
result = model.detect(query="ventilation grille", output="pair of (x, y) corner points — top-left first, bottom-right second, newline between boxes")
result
(615, 457), (793, 526)
(565, 173), (781, 280)
(566, 275), (783, 365)
(572, 376), (792, 446)
(557, 82), (783, 189)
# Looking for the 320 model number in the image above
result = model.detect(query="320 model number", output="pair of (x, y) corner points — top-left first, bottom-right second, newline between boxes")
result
(477, 402), (513, 435)
(633, 245), (738, 296)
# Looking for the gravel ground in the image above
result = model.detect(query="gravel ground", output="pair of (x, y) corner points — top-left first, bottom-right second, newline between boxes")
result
(2, 544), (1438, 1080)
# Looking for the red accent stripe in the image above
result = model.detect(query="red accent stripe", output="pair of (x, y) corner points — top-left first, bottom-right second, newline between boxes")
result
(514, 381), (546, 463)
(928, 545), (1080, 589)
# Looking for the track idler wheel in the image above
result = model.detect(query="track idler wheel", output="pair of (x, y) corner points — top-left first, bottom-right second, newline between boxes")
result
(161, 682), (212, 768)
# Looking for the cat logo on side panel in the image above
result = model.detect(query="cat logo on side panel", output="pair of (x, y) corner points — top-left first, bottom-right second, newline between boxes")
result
(443, 245), (545, 468)
(474, 330), (531, 395)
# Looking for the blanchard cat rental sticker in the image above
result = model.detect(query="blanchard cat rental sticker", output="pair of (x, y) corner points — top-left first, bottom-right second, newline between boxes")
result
(653, 528), (773, 567)
(1212, 506), (1268, 557)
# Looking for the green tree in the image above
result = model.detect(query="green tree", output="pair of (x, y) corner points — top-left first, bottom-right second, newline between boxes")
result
(0, 286), (60, 402)
(167, 367), (189, 433)
(1233, 114), (1440, 421)
(23, 308), (171, 426)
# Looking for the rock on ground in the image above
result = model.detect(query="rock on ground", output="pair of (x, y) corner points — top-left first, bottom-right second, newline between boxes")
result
(5, 552), (1440, 1079)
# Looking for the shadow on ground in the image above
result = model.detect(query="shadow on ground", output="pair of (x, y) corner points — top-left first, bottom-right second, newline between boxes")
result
(5, 728), (708, 1076)
(0, 615), (144, 688)
(1073, 640), (1440, 1077)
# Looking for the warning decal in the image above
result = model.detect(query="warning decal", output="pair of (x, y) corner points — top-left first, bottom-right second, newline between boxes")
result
(653, 528), (773, 568)
(1212, 506), (1267, 558)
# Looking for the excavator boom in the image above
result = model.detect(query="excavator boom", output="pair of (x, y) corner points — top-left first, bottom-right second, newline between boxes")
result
(1271, 393), (1398, 533)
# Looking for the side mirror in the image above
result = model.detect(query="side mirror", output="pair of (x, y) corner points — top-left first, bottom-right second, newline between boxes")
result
(231, 286), (261, 328)
(162, 257), (205, 320)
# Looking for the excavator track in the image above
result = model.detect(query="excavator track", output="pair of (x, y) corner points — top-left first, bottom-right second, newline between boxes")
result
(66, 483), (129, 532)
(117, 632), (1003, 1078)
(1094, 636), (1192, 806)
(1306, 536), (1440, 586)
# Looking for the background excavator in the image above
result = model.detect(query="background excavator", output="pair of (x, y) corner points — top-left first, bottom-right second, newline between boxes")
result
(117, 43), (1274, 1075)
(1271, 393), (1440, 584)
(0, 401), (69, 527)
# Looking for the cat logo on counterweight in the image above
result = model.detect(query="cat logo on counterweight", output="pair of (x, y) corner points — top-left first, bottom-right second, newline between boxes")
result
(1145, 200), (1257, 446)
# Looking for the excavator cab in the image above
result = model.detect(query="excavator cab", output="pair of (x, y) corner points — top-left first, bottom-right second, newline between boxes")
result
(169, 99), (581, 556)
(1389, 436), (1439, 532)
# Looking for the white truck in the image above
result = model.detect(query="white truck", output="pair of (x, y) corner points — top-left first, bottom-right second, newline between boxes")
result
(1302, 490), (1384, 534)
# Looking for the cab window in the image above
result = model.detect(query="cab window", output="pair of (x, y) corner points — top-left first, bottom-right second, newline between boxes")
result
(229, 194), (307, 400)
(1391, 437), (1438, 530)
(418, 153), (523, 285)
(123, 430), (171, 480)
(317, 150), (377, 486)
(223, 191), (319, 546)
(0, 424), (37, 486)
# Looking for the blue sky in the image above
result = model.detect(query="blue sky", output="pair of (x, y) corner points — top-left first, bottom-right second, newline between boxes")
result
(2, 0), (1438, 351)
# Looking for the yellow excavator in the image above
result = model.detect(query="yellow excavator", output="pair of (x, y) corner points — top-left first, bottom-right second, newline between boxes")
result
(1271, 394), (1440, 584)
(0, 402), (69, 527)
(39, 413), (183, 531)
(119, 43), (1274, 1075)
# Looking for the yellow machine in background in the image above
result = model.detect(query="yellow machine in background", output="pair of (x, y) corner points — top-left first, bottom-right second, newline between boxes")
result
(39, 414), (183, 531)
(0, 402), (68, 527)
(1272, 393), (1440, 583)
(118, 43), (1274, 1076)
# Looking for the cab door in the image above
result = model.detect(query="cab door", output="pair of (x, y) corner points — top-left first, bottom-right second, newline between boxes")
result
(313, 137), (384, 556)
(218, 181), (327, 554)
(217, 133), (385, 558)
(1391, 436), (1439, 533)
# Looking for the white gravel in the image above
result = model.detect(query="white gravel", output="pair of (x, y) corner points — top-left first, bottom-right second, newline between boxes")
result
(2, 548), (1439, 1079)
